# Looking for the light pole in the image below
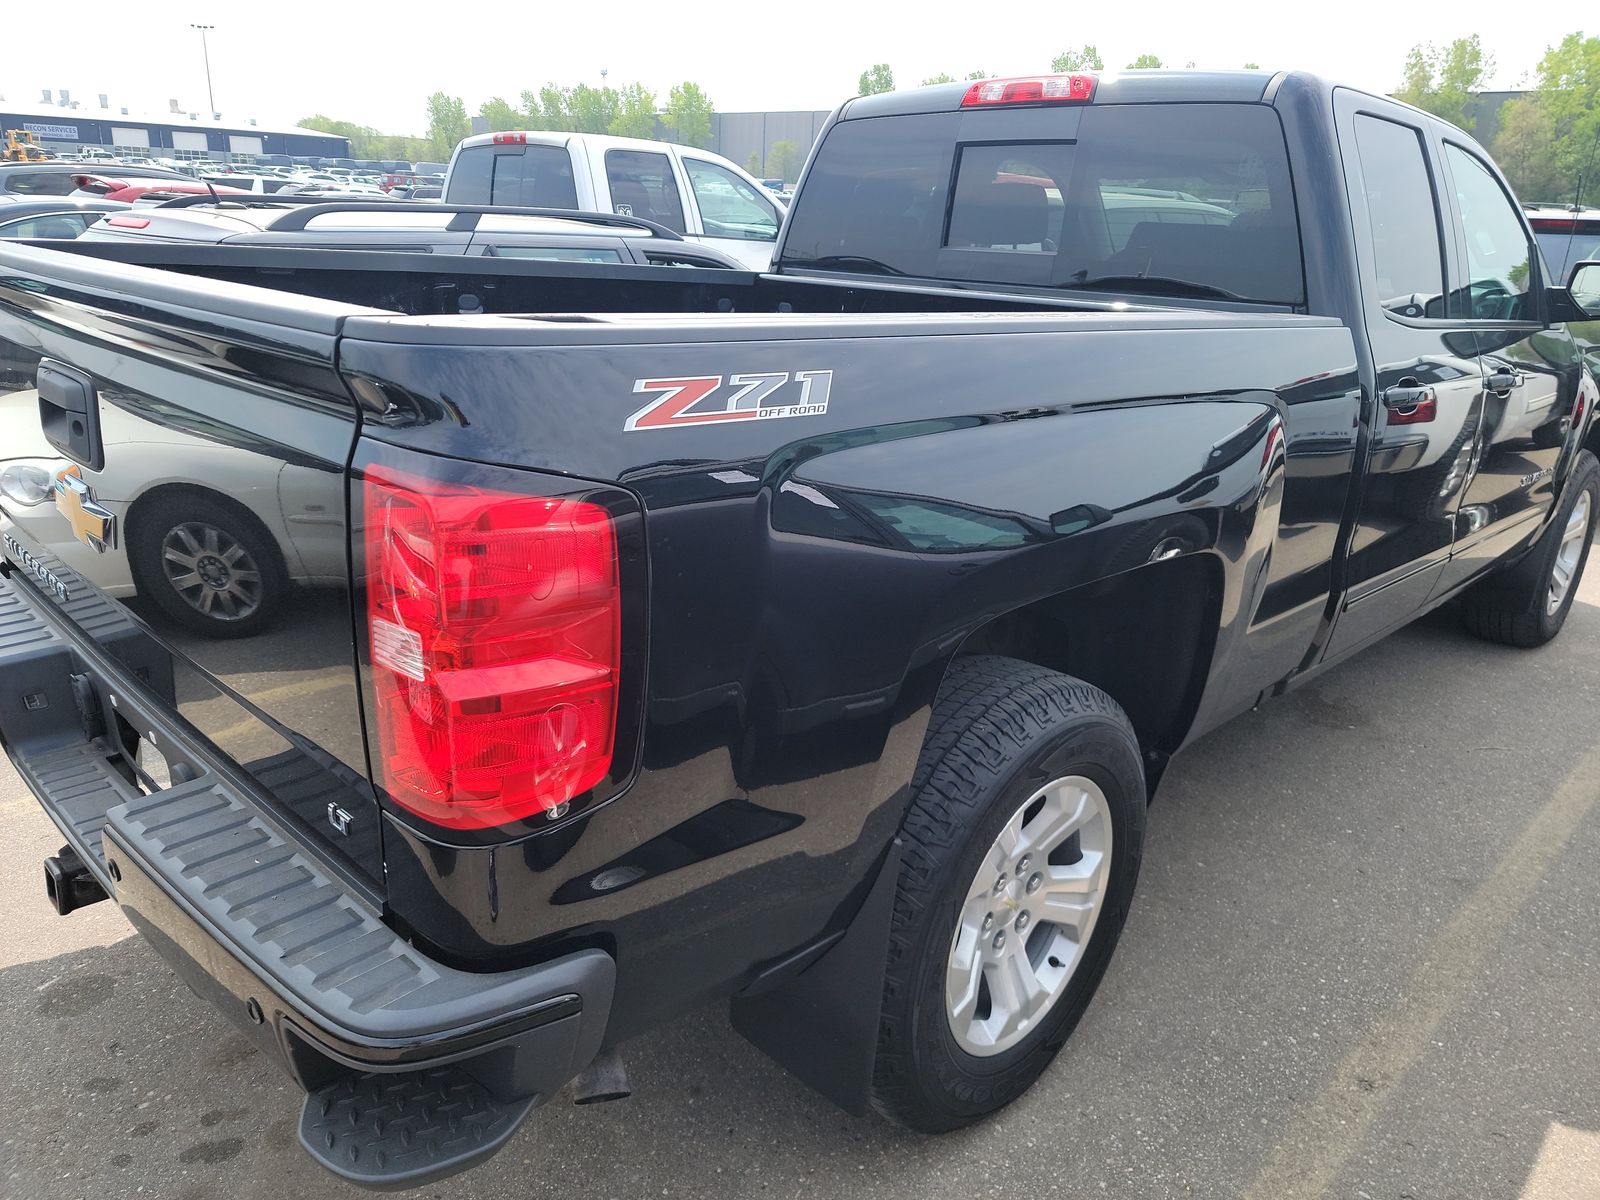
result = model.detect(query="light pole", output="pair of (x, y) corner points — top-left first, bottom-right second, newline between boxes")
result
(190, 24), (216, 116)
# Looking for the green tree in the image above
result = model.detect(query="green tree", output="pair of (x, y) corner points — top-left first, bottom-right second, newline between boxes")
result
(921, 72), (956, 86)
(477, 96), (523, 133)
(568, 84), (620, 134)
(1051, 46), (1104, 72)
(1127, 54), (1163, 69)
(300, 114), (380, 157)
(1243, 62), (1261, 70)
(1492, 33), (1600, 204)
(967, 69), (988, 79)
(609, 83), (657, 139)
(425, 92), (470, 160)
(765, 139), (802, 183)
(522, 85), (572, 131)
(745, 152), (763, 174)
(662, 82), (714, 148)
(299, 114), (454, 162)
(858, 64), (895, 95)
(1493, 95), (1566, 201)
(1392, 35), (1492, 132)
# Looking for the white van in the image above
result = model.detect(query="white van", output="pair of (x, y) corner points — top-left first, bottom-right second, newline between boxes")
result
(443, 131), (782, 269)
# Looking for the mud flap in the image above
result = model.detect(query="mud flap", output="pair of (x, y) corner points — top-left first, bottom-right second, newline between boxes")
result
(729, 838), (901, 1115)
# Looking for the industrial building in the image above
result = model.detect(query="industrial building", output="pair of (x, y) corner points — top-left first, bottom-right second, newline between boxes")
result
(707, 111), (829, 176)
(0, 91), (348, 160)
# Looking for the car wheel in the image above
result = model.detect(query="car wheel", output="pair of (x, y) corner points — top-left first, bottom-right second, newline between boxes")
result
(129, 494), (287, 639)
(871, 655), (1146, 1132)
(1460, 450), (1598, 648)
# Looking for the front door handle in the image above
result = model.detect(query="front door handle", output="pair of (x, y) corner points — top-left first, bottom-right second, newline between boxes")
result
(1486, 368), (1524, 393)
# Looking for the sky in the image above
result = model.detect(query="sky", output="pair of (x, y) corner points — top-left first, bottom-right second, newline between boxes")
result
(0, 0), (1577, 135)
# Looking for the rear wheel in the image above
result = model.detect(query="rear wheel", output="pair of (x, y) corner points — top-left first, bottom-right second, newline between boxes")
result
(129, 494), (287, 639)
(1460, 450), (1598, 648)
(870, 655), (1145, 1132)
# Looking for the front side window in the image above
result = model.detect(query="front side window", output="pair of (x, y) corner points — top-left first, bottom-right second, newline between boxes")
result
(1444, 144), (1536, 320)
(682, 158), (778, 241)
(1350, 115), (1446, 316)
(604, 150), (685, 233)
(782, 103), (1303, 305)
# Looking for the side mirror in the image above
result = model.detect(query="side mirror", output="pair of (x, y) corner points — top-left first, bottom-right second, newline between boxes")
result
(1567, 261), (1600, 320)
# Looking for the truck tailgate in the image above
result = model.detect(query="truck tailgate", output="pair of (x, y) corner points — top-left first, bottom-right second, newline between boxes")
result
(0, 245), (385, 891)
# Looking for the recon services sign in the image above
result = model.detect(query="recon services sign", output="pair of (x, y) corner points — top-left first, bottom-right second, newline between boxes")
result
(22, 122), (79, 140)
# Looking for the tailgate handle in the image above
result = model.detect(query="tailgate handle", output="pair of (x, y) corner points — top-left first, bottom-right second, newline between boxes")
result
(37, 360), (103, 472)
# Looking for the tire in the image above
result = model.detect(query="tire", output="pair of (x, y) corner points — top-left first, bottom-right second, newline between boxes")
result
(1460, 450), (1598, 648)
(127, 492), (287, 639)
(871, 655), (1146, 1132)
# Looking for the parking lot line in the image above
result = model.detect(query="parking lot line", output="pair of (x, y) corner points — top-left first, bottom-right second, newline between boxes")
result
(1243, 735), (1600, 1200)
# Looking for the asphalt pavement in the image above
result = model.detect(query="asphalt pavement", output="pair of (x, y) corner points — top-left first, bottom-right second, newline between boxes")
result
(4, 572), (1599, 1200)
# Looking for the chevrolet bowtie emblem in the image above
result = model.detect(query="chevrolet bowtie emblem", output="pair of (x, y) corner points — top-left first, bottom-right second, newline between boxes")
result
(53, 466), (115, 553)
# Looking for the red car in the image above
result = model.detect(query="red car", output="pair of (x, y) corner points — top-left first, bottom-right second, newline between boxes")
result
(70, 174), (251, 204)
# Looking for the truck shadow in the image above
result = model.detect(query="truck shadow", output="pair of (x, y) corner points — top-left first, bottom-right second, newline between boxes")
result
(4, 602), (1599, 1198)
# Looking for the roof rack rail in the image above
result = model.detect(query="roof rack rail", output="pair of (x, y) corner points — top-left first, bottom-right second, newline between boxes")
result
(150, 195), (684, 239)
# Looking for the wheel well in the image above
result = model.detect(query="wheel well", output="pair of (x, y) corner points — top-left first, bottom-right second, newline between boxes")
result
(125, 483), (289, 580)
(952, 555), (1222, 767)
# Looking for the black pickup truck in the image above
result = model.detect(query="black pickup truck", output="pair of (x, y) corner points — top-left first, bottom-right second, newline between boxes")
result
(2, 71), (1598, 1189)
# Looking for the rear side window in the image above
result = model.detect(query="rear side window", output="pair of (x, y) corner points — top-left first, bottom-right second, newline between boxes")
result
(782, 103), (1304, 305)
(604, 150), (685, 233)
(488, 245), (627, 263)
(445, 145), (579, 209)
(1350, 115), (1446, 316)
(0, 213), (95, 239)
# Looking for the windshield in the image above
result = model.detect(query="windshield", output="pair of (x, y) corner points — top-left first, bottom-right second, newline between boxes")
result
(781, 102), (1304, 305)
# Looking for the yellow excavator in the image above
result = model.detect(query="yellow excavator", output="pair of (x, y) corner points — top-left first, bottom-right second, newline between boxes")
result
(3, 129), (56, 162)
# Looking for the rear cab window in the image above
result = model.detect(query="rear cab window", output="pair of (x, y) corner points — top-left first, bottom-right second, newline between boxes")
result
(445, 143), (580, 208)
(3, 171), (76, 197)
(1534, 224), (1600, 282)
(781, 102), (1304, 305)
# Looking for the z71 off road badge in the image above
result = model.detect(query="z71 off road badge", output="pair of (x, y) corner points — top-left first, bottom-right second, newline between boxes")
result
(624, 371), (832, 432)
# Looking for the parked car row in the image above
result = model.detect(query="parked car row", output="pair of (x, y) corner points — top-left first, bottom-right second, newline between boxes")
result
(444, 131), (786, 267)
(4, 132), (794, 267)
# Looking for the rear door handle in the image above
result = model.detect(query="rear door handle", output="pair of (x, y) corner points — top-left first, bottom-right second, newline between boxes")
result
(1486, 368), (1524, 393)
(1382, 384), (1437, 424)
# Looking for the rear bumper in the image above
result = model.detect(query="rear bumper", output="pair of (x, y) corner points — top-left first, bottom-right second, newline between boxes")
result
(0, 564), (613, 1181)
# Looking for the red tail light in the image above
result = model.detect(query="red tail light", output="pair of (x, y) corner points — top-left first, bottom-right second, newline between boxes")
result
(363, 466), (620, 830)
(962, 75), (1096, 107)
(492, 132), (528, 145)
